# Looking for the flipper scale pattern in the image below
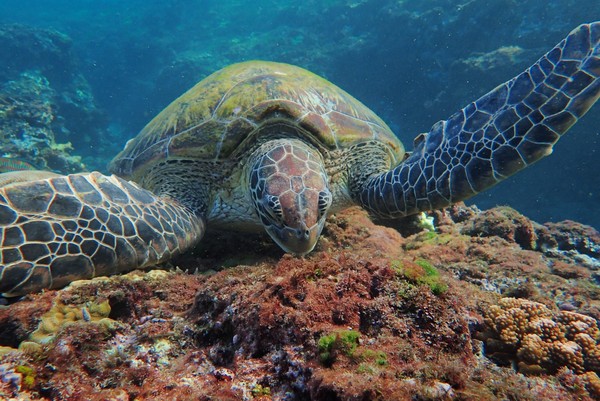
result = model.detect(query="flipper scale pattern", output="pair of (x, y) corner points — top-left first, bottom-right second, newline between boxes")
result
(360, 22), (600, 218)
(0, 172), (204, 296)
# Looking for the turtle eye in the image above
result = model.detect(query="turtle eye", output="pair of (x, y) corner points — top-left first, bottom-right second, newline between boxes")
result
(265, 195), (284, 221)
(317, 190), (332, 219)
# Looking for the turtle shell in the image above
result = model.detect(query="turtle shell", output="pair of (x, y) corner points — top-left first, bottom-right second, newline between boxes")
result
(109, 61), (404, 180)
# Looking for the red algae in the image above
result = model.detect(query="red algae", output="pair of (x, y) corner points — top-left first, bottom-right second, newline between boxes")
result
(1, 205), (599, 400)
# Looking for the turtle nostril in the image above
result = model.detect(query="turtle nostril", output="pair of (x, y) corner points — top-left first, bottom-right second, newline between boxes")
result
(296, 228), (310, 239)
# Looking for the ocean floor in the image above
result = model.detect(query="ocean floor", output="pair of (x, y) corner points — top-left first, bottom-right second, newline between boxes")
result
(0, 204), (599, 401)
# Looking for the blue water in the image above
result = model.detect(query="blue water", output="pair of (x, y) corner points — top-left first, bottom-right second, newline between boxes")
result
(0, 0), (599, 228)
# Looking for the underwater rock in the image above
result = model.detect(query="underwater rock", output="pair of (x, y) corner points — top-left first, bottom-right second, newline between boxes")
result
(0, 206), (599, 400)
(0, 24), (108, 172)
(544, 221), (600, 259)
(0, 25), (75, 86)
(463, 206), (543, 251)
(0, 71), (84, 173)
(457, 45), (527, 71)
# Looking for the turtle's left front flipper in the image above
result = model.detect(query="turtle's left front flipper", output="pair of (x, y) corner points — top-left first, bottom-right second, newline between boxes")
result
(359, 22), (599, 218)
(0, 172), (204, 296)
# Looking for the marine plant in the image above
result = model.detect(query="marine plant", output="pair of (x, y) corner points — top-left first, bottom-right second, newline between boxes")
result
(251, 383), (271, 397)
(14, 365), (35, 389)
(392, 259), (448, 295)
(361, 349), (388, 366)
(318, 329), (361, 365)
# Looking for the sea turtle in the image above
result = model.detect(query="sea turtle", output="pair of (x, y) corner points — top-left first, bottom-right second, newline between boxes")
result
(0, 22), (599, 296)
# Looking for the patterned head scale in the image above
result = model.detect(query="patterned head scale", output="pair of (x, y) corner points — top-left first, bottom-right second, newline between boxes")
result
(250, 139), (331, 255)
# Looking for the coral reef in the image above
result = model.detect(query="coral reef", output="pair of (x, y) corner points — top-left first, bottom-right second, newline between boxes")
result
(0, 24), (108, 172)
(0, 205), (599, 400)
(544, 221), (600, 259)
(0, 71), (84, 173)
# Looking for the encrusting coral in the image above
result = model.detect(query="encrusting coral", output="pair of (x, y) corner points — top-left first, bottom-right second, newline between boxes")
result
(25, 299), (112, 346)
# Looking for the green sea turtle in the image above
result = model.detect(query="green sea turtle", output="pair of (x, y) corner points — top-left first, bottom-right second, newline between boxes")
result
(1, 23), (599, 296)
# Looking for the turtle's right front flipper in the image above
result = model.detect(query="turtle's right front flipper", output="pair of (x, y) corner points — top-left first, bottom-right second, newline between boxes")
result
(0, 172), (205, 296)
(359, 22), (599, 218)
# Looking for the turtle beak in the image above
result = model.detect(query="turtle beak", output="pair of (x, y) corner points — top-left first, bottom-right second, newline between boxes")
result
(265, 219), (325, 256)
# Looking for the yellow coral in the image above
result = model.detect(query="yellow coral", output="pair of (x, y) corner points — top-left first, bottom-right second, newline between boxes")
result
(460, 45), (524, 70)
(527, 318), (565, 342)
(484, 298), (553, 346)
(484, 297), (600, 375)
(517, 334), (548, 365)
(584, 371), (600, 398)
(557, 311), (600, 339)
(549, 341), (585, 373)
(575, 333), (600, 372)
(26, 300), (112, 345)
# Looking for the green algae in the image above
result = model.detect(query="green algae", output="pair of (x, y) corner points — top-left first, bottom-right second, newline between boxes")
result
(392, 259), (448, 295)
(318, 333), (337, 364)
(15, 365), (35, 389)
(251, 383), (271, 397)
(405, 231), (470, 250)
(361, 349), (388, 366)
(318, 330), (361, 365)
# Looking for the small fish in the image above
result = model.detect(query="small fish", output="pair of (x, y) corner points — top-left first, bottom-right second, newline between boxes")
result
(0, 170), (61, 188)
(0, 157), (37, 173)
(81, 306), (91, 322)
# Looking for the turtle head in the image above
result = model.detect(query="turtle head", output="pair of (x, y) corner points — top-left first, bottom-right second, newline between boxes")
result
(249, 139), (332, 255)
